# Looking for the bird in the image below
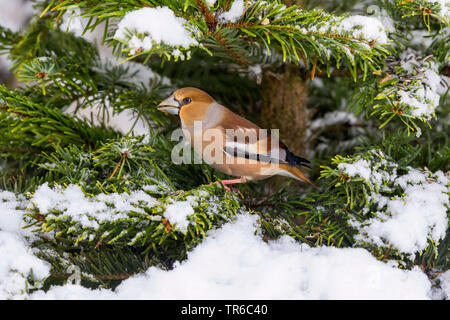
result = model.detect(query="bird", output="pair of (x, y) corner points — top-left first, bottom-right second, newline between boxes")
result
(157, 87), (314, 189)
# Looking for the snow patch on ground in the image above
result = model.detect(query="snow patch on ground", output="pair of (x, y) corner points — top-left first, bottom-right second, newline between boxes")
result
(30, 214), (433, 299)
(0, 191), (28, 235)
(0, 191), (50, 299)
(0, 185), (442, 300)
(434, 270), (450, 299)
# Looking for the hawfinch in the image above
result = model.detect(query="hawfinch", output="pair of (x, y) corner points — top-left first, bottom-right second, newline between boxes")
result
(158, 87), (314, 188)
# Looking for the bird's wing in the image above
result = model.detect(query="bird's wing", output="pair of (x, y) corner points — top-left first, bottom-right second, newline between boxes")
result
(218, 108), (310, 167)
(222, 126), (288, 164)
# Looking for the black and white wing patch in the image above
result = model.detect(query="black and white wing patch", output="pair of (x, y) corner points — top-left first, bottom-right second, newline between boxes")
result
(223, 137), (311, 168)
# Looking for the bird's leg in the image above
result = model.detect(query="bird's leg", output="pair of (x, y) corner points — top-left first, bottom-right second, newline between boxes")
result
(219, 178), (246, 185)
(214, 178), (246, 192)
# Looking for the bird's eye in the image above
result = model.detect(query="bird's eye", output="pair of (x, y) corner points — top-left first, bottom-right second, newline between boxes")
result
(182, 97), (192, 105)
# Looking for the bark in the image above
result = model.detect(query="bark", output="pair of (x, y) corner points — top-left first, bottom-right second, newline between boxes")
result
(259, 64), (309, 157)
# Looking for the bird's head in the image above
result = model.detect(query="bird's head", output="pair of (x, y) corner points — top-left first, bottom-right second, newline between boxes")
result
(157, 87), (215, 118)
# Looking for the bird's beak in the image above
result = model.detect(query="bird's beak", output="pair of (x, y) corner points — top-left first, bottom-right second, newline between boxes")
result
(157, 95), (180, 115)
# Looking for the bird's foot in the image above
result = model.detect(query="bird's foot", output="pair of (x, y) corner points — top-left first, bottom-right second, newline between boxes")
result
(213, 181), (232, 192)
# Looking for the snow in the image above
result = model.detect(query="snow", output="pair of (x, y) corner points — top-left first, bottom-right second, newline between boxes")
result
(29, 183), (160, 229)
(311, 14), (389, 45)
(60, 7), (85, 36)
(114, 7), (198, 55)
(396, 50), (446, 119)
(0, 185), (442, 300)
(339, 15), (389, 44)
(162, 193), (217, 233)
(59, 8), (116, 58)
(0, 191), (26, 235)
(409, 30), (435, 48)
(218, 0), (246, 23)
(436, 0), (450, 17)
(356, 176), (448, 253)
(435, 270), (450, 299)
(116, 58), (171, 87)
(377, 10), (395, 33)
(338, 153), (449, 255)
(337, 152), (394, 189)
(205, 0), (216, 6)
(339, 159), (372, 181)
(64, 56), (170, 142)
(0, 191), (50, 299)
(358, 2), (395, 33)
(0, 0), (33, 72)
(0, 0), (33, 32)
(309, 111), (358, 131)
(163, 201), (195, 233)
(29, 214), (433, 299)
(0, 1), (448, 301)
(65, 99), (151, 142)
(0, 232), (50, 299)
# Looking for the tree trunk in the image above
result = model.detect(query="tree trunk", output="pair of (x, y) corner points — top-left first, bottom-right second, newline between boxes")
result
(260, 64), (309, 157)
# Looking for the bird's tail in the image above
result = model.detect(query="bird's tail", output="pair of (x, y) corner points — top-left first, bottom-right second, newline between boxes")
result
(286, 150), (311, 168)
(279, 163), (318, 188)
